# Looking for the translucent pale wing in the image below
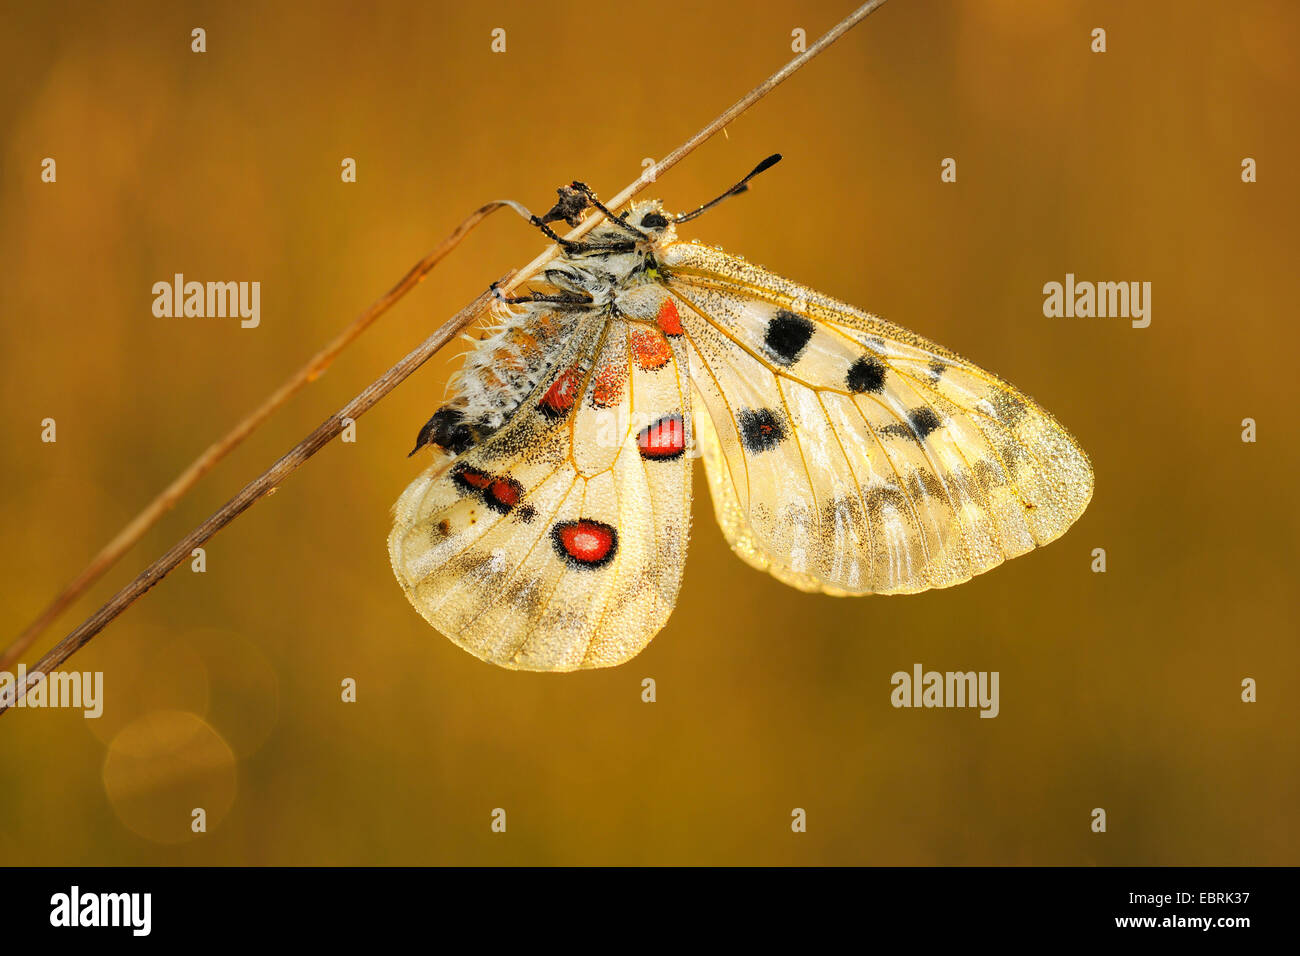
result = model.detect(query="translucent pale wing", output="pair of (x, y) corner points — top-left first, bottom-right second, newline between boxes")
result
(661, 242), (1093, 596)
(389, 313), (693, 670)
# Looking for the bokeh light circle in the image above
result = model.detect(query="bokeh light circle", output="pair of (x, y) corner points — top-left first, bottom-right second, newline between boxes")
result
(102, 710), (236, 844)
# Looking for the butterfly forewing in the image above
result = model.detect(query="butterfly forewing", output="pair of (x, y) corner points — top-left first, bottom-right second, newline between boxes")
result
(661, 241), (1094, 595)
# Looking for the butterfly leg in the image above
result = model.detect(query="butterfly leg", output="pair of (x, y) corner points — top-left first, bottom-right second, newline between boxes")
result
(535, 184), (590, 227)
(488, 280), (593, 307)
(492, 186), (597, 253)
(519, 182), (642, 251)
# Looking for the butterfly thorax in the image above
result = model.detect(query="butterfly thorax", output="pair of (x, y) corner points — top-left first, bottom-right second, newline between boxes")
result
(409, 200), (679, 458)
(545, 201), (678, 302)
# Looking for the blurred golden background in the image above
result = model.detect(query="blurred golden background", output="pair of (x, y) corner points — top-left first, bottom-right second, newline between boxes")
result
(1, 0), (1296, 865)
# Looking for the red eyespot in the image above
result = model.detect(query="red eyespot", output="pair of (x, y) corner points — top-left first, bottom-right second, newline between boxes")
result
(551, 519), (618, 568)
(656, 298), (683, 337)
(540, 367), (583, 418)
(453, 466), (492, 491)
(487, 478), (521, 508)
(453, 466), (525, 515)
(637, 414), (686, 460)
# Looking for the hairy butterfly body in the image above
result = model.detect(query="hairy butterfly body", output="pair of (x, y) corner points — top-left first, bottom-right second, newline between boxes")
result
(389, 168), (1093, 671)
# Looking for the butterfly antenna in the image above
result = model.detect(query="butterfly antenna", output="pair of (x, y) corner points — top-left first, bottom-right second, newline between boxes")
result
(674, 153), (782, 224)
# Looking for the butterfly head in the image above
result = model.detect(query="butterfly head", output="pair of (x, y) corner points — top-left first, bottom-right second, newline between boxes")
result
(616, 200), (678, 246)
(627, 201), (675, 234)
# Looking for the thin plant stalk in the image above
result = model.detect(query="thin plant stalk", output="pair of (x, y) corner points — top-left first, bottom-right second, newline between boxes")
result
(0, 202), (510, 672)
(0, 0), (890, 715)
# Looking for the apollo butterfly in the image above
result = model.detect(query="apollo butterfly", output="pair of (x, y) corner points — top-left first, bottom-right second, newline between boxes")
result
(389, 157), (1094, 671)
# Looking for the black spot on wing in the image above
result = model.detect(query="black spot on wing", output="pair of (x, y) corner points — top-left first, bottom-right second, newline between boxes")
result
(883, 407), (943, 442)
(763, 310), (815, 366)
(737, 407), (787, 454)
(846, 355), (887, 394)
(910, 407), (942, 438)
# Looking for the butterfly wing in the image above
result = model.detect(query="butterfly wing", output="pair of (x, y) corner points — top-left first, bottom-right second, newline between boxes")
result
(389, 311), (693, 671)
(660, 242), (1093, 596)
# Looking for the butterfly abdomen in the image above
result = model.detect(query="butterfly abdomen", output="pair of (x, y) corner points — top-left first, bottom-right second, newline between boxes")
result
(409, 303), (582, 457)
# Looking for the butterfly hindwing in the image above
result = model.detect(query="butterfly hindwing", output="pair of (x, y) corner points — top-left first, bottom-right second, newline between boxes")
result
(661, 242), (1094, 595)
(389, 312), (693, 671)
